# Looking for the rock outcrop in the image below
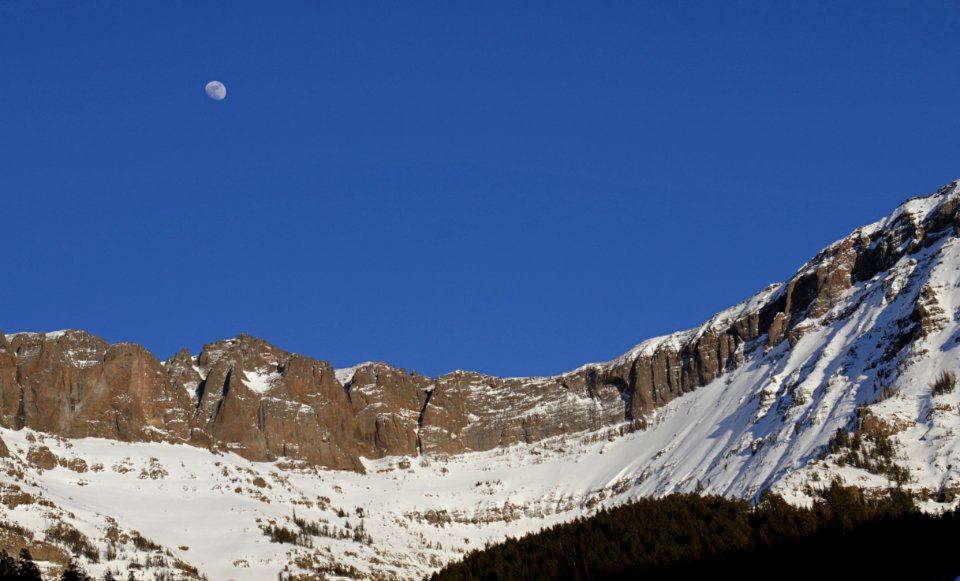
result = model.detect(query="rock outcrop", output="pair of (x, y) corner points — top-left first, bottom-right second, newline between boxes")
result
(184, 335), (363, 471)
(347, 363), (429, 459)
(3, 181), (959, 471)
(0, 331), (193, 443)
(419, 371), (626, 456)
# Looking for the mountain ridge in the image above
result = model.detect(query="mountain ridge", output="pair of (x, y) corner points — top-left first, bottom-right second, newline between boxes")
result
(3, 179), (959, 474)
(2, 178), (960, 578)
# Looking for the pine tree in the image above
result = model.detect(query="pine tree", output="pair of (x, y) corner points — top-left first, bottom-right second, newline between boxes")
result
(61, 560), (90, 581)
(0, 551), (15, 577)
(16, 548), (41, 581)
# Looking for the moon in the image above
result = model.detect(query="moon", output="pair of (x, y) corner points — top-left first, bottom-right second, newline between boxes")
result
(205, 80), (227, 101)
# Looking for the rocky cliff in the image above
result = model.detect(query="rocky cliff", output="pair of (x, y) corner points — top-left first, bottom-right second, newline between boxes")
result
(3, 181), (959, 471)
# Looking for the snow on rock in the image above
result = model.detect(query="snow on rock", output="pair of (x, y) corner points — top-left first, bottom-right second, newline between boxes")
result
(241, 368), (280, 395)
(335, 362), (376, 387)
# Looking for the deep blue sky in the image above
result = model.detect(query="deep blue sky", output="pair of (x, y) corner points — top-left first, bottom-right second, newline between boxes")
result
(2, 1), (959, 377)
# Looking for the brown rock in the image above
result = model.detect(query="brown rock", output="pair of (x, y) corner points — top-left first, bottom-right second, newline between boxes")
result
(419, 370), (626, 456)
(915, 284), (948, 336)
(26, 445), (57, 471)
(192, 335), (363, 471)
(164, 347), (203, 401)
(766, 312), (790, 348)
(0, 332), (18, 429)
(0, 483), (35, 509)
(347, 363), (429, 459)
(58, 456), (88, 473)
(4, 331), (195, 443)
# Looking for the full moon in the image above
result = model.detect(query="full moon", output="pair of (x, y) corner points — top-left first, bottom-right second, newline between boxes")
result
(205, 80), (227, 101)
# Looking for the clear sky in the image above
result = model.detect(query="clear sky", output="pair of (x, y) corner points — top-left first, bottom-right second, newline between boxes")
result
(2, 1), (959, 377)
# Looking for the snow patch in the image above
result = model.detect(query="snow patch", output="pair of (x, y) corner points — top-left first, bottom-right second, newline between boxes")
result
(335, 362), (375, 387)
(242, 368), (280, 395)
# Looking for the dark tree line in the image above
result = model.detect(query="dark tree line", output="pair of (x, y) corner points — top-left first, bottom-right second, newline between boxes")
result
(0, 549), (43, 581)
(430, 483), (960, 581)
(0, 548), (117, 580)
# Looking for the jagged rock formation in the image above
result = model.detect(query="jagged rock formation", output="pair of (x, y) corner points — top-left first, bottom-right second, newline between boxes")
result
(2, 181), (960, 472)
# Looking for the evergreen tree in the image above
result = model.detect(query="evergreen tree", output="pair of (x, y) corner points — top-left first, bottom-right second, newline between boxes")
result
(16, 548), (41, 581)
(431, 488), (960, 581)
(61, 560), (90, 581)
(0, 551), (15, 577)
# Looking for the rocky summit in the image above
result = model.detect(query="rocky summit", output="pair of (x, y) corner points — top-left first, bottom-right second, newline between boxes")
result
(2, 180), (960, 579)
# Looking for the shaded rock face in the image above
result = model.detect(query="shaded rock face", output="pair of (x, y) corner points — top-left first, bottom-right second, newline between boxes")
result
(419, 371), (626, 456)
(4, 181), (959, 471)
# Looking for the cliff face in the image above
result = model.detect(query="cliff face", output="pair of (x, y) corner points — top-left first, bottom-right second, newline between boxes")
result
(4, 181), (959, 471)
(418, 371), (626, 456)
(171, 335), (364, 471)
(0, 331), (193, 443)
(347, 363), (428, 459)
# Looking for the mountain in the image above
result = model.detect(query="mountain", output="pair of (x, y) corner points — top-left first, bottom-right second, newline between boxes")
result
(2, 179), (960, 579)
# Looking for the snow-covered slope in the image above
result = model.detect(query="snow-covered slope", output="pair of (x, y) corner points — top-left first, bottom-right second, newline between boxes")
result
(4, 180), (960, 579)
